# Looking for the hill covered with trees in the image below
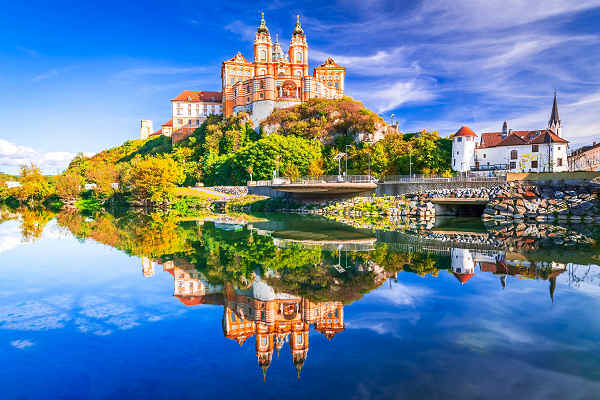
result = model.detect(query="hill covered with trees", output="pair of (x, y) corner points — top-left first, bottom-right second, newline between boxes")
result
(2, 98), (452, 208)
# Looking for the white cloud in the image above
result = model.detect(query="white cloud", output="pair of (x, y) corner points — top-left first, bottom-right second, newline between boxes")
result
(418, 0), (600, 32)
(0, 221), (22, 255)
(368, 281), (432, 305)
(0, 138), (85, 174)
(32, 65), (79, 82)
(224, 20), (256, 41)
(355, 80), (437, 113)
(11, 339), (34, 349)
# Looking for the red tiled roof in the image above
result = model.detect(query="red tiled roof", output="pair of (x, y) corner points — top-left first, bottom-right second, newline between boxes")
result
(148, 129), (162, 137)
(479, 129), (568, 148)
(453, 272), (475, 284)
(454, 126), (478, 137)
(175, 295), (204, 306)
(531, 130), (568, 144)
(161, 120), (172, 127)
(171, 90), (222, 102)
(479, 262), (498, 273)
(496, 132), (528, 147)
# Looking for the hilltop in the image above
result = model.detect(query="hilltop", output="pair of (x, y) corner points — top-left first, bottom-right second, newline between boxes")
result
(261, 97), (392, 144)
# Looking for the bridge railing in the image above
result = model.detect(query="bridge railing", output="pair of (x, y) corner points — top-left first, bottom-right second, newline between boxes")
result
(288, 175), (375, 184)
(248, 175), (376, 186)
(383, 174), (506, 184)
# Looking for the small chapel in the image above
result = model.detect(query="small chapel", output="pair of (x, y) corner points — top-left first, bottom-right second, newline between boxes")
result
(452, 93), (569, 173)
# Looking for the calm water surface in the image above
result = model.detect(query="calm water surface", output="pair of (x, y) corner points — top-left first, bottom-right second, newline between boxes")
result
(1, 209), (600, 399)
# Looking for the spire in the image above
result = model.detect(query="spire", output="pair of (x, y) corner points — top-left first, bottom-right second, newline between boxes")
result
(548, 90), (560, 129)
(295, 360), (304, 379)
(549, 276), (556, 304)
(261, 365), (269, 382)
(293, 14), (304, 36)
(257, 12), (269, 34)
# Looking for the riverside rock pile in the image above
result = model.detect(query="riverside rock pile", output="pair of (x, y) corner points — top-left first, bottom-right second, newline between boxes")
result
(482, 182), (600, 223)
(321, 196), (436, 220)
(210, 186), (248, 196)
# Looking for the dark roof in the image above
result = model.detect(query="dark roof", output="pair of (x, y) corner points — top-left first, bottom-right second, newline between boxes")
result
(549, 92), (560, 127)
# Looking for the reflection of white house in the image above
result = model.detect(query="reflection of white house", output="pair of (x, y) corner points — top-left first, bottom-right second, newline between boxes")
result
(452, 94), (569, 173)
(6, 181), (21, 189)
(141, 256), (155, 277)
(450, 248), (476, 284)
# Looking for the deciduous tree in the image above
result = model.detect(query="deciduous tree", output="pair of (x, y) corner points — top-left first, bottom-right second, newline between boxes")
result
(122, 156), (185, 205)
(12, 164), (53, 204)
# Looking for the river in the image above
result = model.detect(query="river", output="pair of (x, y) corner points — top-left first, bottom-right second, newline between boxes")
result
(1, 208), (599, 399)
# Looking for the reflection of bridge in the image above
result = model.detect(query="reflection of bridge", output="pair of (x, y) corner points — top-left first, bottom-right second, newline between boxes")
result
(272, 237), (376, 252)
(376, 230), (503, 253)
(249, 226), (377, 252)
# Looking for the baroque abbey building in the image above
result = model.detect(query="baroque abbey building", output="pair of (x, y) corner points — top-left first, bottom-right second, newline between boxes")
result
(222, 13), (345, 122)
(140, 13), (346, 141)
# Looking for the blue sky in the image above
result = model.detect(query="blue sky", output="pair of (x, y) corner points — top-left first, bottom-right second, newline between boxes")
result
(1, 0), (599, 173)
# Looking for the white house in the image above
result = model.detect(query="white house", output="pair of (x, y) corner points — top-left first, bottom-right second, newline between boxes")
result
(452, 94), (569, 173)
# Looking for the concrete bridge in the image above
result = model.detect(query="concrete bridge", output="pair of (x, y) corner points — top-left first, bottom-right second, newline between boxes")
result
(248, 175), (502, 200)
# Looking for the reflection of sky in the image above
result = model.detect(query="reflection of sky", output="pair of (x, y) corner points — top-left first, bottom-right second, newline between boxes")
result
(1, 220), (600, 399)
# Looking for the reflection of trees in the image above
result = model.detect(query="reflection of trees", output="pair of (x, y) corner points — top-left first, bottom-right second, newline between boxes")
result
(57, 210), (193, 259)
(19, 208), (55, 242)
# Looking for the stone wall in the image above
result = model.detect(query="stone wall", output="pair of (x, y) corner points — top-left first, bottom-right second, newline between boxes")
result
(377, 181), (500, 196)
(247, 185), (289, 198)
(483, 181), (600, 223)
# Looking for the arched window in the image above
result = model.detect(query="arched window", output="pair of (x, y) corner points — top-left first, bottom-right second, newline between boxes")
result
(295, 51), (302, 63)
(259, 50), (266, 60)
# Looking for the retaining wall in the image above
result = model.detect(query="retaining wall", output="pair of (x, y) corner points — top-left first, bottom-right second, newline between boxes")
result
(376, 181), (500, 196)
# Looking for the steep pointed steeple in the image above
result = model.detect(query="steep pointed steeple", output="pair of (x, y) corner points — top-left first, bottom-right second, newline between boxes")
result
(548, 91), (562, 136)
(549, 276), (556, 304)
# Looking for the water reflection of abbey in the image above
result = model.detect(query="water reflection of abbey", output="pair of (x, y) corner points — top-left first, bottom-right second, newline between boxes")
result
(141, 257), (349, 379)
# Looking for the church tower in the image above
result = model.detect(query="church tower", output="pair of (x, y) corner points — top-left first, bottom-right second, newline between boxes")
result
(288, 15), (309, 77)
(548, 91), (562, 137)
(256, 332), (274, 381)
(290, 324), (309, 379)
(254, 13), (272, 64)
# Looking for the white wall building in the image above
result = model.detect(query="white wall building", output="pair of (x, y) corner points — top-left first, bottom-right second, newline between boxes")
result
(171, 90), (223, 134)
(452, 94), (569, 173)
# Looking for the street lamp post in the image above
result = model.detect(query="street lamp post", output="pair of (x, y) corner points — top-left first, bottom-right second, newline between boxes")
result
(345, 144), (351, 182)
